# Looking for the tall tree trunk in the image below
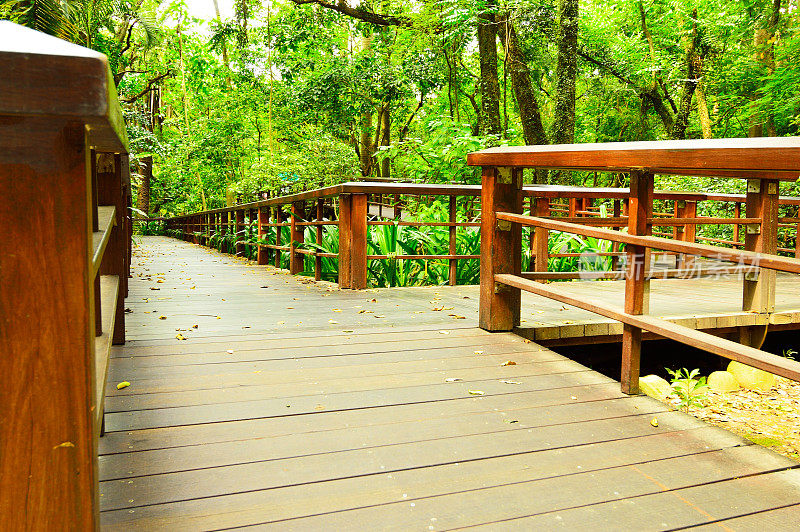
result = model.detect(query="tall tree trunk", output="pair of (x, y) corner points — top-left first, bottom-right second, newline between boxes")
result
(496, 14), (547, 147)
(212, 0), (233, 89)
(696, 82), (713, 138)
(553, 0), (578, 145)
(381, 104), (390, 178)
(672, 9), (701, 140)
(359, 109), (374, 176)
(137, 156), (152, 215)
(477, 2), (501, 137)
(178, 25), (207, 210)
(749, 0), (781, 138)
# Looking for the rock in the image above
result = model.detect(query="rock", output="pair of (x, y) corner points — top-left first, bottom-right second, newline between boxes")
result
(707, 371), (740, 393)
(727, 361), (776, 391)
(640, 375), (672, 400)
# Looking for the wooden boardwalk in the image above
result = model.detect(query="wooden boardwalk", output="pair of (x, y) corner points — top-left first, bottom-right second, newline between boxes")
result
(100, 236), (800, 530)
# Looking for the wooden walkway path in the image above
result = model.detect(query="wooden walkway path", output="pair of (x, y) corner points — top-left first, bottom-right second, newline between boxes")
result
(100, 236), (800, 530)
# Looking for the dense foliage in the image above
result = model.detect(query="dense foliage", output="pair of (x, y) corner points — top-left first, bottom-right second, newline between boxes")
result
(3, 0), (799, 216)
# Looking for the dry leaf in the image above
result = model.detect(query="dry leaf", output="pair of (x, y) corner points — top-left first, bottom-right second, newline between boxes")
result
(500, 380), (522, 385)
(474, 350), (484, 355)
(501, 360), (516, 366)
(158, 315), (167, 320)
(117, 381), (131, 390)
(175, 334), (186, 341)
(468, 390), (485, 396)
(438, 330), (450, 335)
(650, 418), (659, 427)
(332, 309), (343, 312)
(445, 377), (463, 382)
(226, 350), (234, 354)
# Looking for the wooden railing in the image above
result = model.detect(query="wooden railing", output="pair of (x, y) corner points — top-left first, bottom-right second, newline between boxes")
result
(159, 180), (800, 290)
(468, 138), (800, 395)
(0, 22), (131, 528)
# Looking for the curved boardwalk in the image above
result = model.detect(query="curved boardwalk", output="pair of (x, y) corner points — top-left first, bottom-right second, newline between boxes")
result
(100, 236), (800, 530)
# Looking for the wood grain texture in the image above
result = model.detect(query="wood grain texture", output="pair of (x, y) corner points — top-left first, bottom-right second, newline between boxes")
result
(466, 136), (800, 178)
(0, 118), (98, 529)
(98, 237), (800, 529)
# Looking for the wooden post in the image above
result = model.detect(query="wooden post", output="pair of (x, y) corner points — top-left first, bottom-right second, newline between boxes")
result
(683, 201), (697, 270)
(0, 118), (99, 528)
(621, 170), (654, 395)
(274, 206), (282, 268)
(673, 200), (686, 269)
(290, 201), (305, 274)
(532, 196), (549, 274)
(568, 197), (577, 217)
(351, 193), (368, 289)
(734, 202), (741, 243)
(479, 166), (523, 331)
(257, 207), (267, 265)
(449, 195), (458, 286)
(235, 210), (245, 256)
(611, 199), (621, 271)
(315, 199), (323, 281)
(96, 153), (126, 345)
(743, 179), (779, 314)
(338, 194), (352, 288)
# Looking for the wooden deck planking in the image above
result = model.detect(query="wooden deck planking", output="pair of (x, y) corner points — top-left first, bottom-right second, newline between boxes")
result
(100, 237), (800, 530)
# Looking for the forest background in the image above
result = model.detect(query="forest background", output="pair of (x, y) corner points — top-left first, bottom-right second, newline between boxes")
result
(2, 0), (799, 217)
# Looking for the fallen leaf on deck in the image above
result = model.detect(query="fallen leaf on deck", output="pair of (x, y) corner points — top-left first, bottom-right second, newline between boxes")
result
(504, 419), (519, 424)
(332, 309), (342, 312)
(501, 360), (516, 366)
(226, 350), (234, 354)
(329, 320), (338, 323)
(277, 321), (286, 325)
(53, 441), (75, 449)
(192, 324), (199, 329)
(438, 330), (450, 335)
(468, 390), (485, 396)
(500, 380), (522, 385)
(117, 381), (131, 390)
(474, 350), (484, 355)
(650, 418), (659, 427)
(445, 378), (463, 382)
(158, 315), (167, 320)
(175, 334), (186, 341)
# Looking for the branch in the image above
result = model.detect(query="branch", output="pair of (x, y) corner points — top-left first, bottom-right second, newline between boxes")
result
(120, 21), (137, 57)
(289, 0), (408, 26)
(120, 71), (172, 103)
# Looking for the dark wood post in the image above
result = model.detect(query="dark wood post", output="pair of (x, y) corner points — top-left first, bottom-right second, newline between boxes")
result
(257, 207), (267, 265)
(479, 167), (523, 331)
(290, 201), (305, 274)
(449, 195), (458, 286)
(338, 194), (352, 288)
(351, 193), (368, 289)
(621, 170), (654, 395)
(235, 209), (245, 256)
(734, 202), (741, 243)
(611, 199), (621, 271)
(743, 179), (779, 314)
(274, 206), (282, 268)
(96, 153), (126, 345)
(315, 199), (324, 281)
(532, 196), (550, 274)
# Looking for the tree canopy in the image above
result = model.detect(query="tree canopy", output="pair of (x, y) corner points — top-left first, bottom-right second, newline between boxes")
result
(3, 0), (799, 215)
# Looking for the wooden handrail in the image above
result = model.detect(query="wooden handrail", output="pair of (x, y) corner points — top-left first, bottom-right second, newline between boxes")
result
(495, 273), (800, 382)
(471, 139), (800, 397)
(495, 212), (800, 274)
(0, 22), (131, 529)
(467, 137), (800, 178)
